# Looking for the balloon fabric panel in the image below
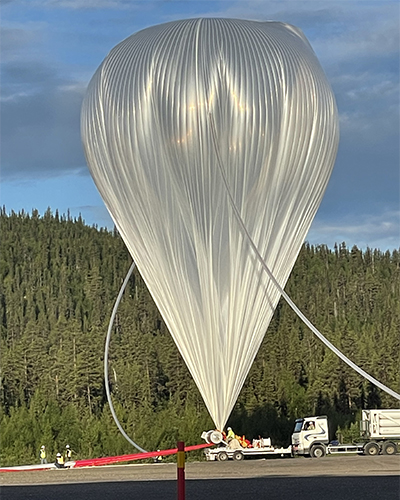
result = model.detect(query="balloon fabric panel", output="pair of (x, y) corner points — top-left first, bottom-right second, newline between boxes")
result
(81, 18), (339, 431)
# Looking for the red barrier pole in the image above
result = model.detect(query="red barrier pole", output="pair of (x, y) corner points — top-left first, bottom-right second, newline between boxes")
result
(177, 441), (185, 500)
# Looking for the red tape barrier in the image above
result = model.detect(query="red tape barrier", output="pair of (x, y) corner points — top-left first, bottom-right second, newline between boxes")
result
(72, 442), (212, 468)
(0, 443), (213, 472)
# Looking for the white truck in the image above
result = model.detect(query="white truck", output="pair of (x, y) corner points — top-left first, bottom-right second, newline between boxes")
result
(291, 409), (400, 458)
(202, 409), (400, 461)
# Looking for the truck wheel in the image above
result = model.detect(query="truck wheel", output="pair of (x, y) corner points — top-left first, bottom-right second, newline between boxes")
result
(310, 445), (326, 458)
(233, 451), (244, 461)
(364, 442), (380, 456)
(382, 442), (397, 455)
(217, 451), (228, 461)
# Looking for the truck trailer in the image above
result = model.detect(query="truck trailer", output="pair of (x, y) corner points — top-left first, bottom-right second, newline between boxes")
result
(202, 434), (292, 461)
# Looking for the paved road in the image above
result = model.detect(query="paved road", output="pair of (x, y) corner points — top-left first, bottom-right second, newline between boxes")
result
(1, 455), (399, 500)
(1, 476), (399, 500)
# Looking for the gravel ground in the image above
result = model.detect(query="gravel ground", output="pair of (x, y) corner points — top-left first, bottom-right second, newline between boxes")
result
(1, 454), (399, 486)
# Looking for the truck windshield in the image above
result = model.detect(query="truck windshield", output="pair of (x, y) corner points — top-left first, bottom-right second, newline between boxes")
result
(294, 420), (304, 433)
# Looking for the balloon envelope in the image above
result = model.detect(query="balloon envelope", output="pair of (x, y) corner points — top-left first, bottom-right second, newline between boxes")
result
(81, 18), (339, 431)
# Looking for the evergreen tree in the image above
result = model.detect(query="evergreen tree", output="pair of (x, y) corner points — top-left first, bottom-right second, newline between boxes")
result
(0, 209), (399, 466)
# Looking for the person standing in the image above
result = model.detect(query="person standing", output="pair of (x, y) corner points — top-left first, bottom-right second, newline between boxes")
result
(65, 444), (74, 461)
(39, 445), (47, 464)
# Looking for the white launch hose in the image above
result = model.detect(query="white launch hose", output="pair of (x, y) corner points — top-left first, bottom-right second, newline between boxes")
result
(104, 261), (148, 453)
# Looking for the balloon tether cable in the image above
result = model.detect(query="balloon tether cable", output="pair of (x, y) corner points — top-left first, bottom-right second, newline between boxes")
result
(208, 111), (400, 401)
(104, 261), (147, 453)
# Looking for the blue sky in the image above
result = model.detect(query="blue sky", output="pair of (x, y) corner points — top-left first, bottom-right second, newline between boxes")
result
(1, 0), (399, 250)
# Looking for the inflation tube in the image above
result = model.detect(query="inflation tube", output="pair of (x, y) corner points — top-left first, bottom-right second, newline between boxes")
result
(208, 112), (400, 402)
(104, 261), (148, 453)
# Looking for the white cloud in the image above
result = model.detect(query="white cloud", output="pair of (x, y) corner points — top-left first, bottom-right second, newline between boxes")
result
(333, 74), (398, 102)
(1, 0), (398, 252)
(308, 210), (400, 250)
(313, 15), (398, 64)
(1, 81), (87, 179)
(6, 0), (148, 9)
(0, 23), (48, 63)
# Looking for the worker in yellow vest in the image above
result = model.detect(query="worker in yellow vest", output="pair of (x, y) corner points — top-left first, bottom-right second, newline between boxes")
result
(65, 444), (73, 461)
(153, 450), (162, 463)
(55, 452), (65, 468)
(226, 427), (235, 441)
(39, 445), (47, 464)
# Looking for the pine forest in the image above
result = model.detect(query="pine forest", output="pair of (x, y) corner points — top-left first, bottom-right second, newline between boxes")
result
(1, 208), (399, 466)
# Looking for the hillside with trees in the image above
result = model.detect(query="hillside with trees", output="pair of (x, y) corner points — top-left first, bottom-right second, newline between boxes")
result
(1, 208), (399, 466)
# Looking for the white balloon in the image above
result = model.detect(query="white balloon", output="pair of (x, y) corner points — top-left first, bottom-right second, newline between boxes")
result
(81, 18), (339, 431)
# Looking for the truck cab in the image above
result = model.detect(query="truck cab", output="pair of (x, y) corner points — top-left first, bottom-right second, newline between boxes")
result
(291, 416), (329, 458)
